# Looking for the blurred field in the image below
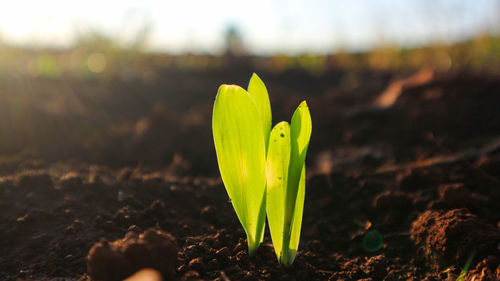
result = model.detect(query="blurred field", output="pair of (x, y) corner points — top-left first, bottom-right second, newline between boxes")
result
(1, 32), (499, 171)
(2, 32), (500, 75)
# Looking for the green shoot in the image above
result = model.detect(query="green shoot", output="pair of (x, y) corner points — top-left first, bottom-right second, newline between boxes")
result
(212, 74), (271, 255)
(212, 73), (311, 263)
(266, 101), (312, 264)
(456, 249), (476, 281)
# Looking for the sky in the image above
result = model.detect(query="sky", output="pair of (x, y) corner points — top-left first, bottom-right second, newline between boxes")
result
(0, 0), (498, 54)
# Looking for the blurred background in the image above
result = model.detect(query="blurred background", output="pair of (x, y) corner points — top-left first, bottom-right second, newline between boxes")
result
(1, 0), (499, 174)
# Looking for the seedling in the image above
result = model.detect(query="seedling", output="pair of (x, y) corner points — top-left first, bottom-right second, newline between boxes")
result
(212, 73), (311, 264)
(456, 249), (476, 281)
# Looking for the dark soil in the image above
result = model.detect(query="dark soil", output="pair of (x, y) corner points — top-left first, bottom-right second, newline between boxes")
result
(1, 66), (500, 280)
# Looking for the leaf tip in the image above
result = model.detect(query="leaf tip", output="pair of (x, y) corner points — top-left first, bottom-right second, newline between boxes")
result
(249, 73), (265, 87)
(218, 84), (238, 92)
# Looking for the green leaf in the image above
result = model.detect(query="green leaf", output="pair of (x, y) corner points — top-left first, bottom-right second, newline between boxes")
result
(287, 164), (305, 263)
(266, 121), (291, 261)
(283, 101), (312, 264)
(212, 84), (267, 254)
(247, 73), (272, 150)
(456, 249), (476, 281)
(266, 101), (312, 265)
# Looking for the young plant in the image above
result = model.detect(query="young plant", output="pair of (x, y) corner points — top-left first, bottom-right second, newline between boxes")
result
(212, 73), (311, 264)
(266, 102), (311, 265)
(212, 74), (271, 255)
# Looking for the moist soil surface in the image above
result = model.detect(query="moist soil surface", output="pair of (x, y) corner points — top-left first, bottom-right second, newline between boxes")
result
(1, 67), (500, 280)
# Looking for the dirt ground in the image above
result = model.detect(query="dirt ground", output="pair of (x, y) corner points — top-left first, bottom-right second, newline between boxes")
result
(0, 64), (499, 280)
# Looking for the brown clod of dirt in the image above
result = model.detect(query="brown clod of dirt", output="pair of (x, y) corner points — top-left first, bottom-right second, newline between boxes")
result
(436, 183), (490, 210)
(438, 183), (470, 206)
(462, 256), (500, 281)
(123, 268), (162, 281)
(16, 169), (52, 190)
(87, 228), (177, 281)
(410, 209), (500, 264)
(373, 190), (412, 209)
(374, 68), (435, 108)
